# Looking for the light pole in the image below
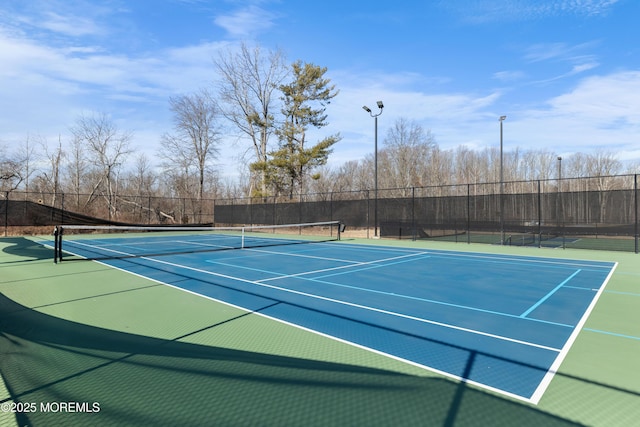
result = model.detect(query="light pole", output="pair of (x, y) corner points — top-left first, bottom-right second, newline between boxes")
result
(557, 156), (562, 190)
(557, 156), (563, 232)
(499, 115), (506, 245)
(363, 101), (384, 237)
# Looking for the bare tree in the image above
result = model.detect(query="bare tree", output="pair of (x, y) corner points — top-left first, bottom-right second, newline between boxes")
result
(426, 147), (454, 195)
(309, 160), (369, 195)
(380, 118), (437, 193)
(215, 42), (288, 196)
(64, 134), (90, 211)
(585, 150), (622, 222)
(585, 149), (622, 178)
(116, 153), (161, 223)
(131, 154), (157, 197)
(160, 89), (221, 207)
(0, 143), (23, 192)
(454, 146), (486, 188)
(17, 134), (40, 193)
(71, 113), (133, 220)
(39, 135), (65, 207)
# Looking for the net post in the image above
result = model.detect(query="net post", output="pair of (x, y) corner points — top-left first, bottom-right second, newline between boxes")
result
(53, 226), (59, 264)
(53, 225), (64, 263)
(241, 226), (245, 249)
(58, 226), (64, 263)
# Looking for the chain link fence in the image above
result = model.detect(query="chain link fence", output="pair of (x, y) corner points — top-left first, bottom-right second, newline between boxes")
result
(0, 191), (216, 233)
(2, 174), (638, 253)
(214, 175), (639, 253)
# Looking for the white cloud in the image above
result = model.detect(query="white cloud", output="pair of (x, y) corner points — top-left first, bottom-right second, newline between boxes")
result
(38, 11), (104, 37)
(214, 5), (278, 38)
(522, 42), (601, 83)
(1, 0), (111, 39)
(524, 41), (599, 64)
(442, 0), (620, 23)
(493, 70), (527, 82)
(310, 71), (505, 171)
(505, 71), (640, 156)
(548, 71), (640, 123)
(322, 68), (640, 173)
(0, 26), (224, 97)
(0, 25), (227, 155)
(549, 0), (620, 16)
(570, 62), (599, 74)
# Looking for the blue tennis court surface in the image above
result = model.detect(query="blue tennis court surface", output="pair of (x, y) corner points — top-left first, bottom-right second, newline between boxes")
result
(59, 235), (617, 403)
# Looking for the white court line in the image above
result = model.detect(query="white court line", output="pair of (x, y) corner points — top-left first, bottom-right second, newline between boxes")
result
(322, 241), (614, 270)
(65, 239), (560, 353)
(520, 269), (582, 318)
(529, 261), (619, 404)
(253, 251), (427, 282)
(246, 247), (366, 264)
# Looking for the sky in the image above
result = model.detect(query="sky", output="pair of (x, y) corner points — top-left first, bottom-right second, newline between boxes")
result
(1, 0), (639, 180)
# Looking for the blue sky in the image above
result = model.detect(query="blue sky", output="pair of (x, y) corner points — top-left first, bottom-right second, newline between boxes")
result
(1, 0), (639, 178)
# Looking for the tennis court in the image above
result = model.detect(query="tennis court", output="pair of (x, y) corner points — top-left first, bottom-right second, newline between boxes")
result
(1, 226), (639, 426)
(53, 225), (615, 403)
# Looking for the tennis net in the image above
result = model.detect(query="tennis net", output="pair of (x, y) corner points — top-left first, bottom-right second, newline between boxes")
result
(53, 221), (344, 263)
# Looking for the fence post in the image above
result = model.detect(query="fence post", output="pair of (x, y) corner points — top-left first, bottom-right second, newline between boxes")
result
(211, 199), (216, 227)
(299, 193), (303, 234)
(467, 184), (471, 244)
(330, 192), (333, 223)
(635, 174), (638, 254)
(3, 191), (8, 236)
(411, 187), (416, 241)
(366, 190), (370, 239)
(61, 192), (65, 225)
(273, 196), (276, 226)
(231, 198), (235, 226)
(537, 180), (542, 248)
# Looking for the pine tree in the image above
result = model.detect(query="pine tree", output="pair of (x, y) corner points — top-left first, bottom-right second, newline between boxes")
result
(252, 61), (340, 198)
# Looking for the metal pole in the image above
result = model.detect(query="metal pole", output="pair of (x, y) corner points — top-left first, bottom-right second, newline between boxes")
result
(3, 191), (8, 237)
(411, 186), (416, 241)
(363, 102), (384, 238)
(635, 174), (638, 254)
(366, 190), (370, 239)
(537, 180), (542, 248)
(374, 115), (378, 237)
(558, 156), (563, 248)
(499, 116), (506, 245)
(467, 184), (471, 244)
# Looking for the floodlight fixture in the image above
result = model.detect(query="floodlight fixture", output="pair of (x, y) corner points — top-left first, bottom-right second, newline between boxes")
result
(362, 106), (372, 113)
(499, 115), (507, 121)
(377, 101), (384, 109)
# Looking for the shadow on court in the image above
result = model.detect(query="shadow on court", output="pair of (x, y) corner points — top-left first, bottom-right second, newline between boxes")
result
(0, 293), (585, 427)
(0, 237), (53, 263)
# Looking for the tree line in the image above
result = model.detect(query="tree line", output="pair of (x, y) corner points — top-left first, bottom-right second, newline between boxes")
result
(0, 42), (637, 223)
